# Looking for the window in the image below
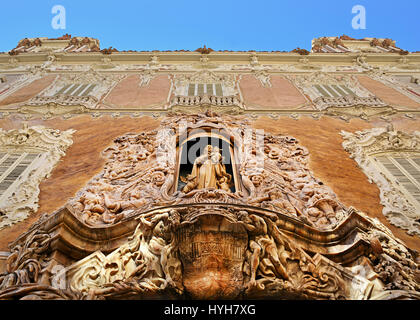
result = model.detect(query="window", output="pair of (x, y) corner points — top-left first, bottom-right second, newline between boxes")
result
(342, 127), (420, 236)
(54, 83), (97, 96)
(186, 83), (224, 96)
(0, 125), (75, 230)
(374, 155), (420, 207)
(394, 75), (420, 97)
(312, 84), (355, 98)
(0, 152), (41, 200)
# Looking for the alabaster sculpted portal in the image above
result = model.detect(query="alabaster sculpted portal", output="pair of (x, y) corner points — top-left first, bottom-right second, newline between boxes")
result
(0, 112), (419, 300)
(0, 35), (419, 300)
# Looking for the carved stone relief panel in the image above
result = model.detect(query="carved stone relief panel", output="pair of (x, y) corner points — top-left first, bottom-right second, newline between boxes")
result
(342, 126), (420, 236)
(68, 112), (346, 231)
(0, 125), (75, 230)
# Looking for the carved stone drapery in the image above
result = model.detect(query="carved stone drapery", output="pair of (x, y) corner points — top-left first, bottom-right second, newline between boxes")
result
(341, 126), (420, 236)
(0, 125), (75, 230)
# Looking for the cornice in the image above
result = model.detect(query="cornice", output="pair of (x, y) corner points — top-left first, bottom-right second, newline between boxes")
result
(1, 51), (420, 67)
(8, 203), (375, 265)
(1, 105), (420, 122)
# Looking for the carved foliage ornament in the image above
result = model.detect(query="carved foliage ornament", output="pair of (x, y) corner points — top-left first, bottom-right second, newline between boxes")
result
(0, 125), (75, 230)
(342, 126), (420, 236)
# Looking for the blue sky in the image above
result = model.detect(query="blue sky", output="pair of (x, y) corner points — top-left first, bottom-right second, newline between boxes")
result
(0, 0), (419, 52)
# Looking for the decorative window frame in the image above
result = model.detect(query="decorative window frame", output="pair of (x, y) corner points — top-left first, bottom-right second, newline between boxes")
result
(288, 72), (386, 111)
(366, 71), (420, 105)
(27, 69), (124, 109)
(0, 73), (45, 103)
(169, 71), (243, 112)
(341, 126), (420, 236)
(0, 125), (75, 230)
(172, 70), (237, 97)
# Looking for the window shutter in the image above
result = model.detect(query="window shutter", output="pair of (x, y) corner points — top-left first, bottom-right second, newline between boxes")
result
(188, 84), (195, 96)
(55, 84), (71, 96)
(206, 84), (213, 95)
(376, 156), (420, 205)
(340, 85), (355, 96)
(313, 84), (356, 98)
(55, 83), (96, 96)
(197, 83), (204, 96)
(0, 153), (40, 197)
(323, 85), (340, 98)
(187, 83), (223, 96)
(72, 84), (89, 96)
(331, 85), (348, 96)
(215, 84), (223, 96)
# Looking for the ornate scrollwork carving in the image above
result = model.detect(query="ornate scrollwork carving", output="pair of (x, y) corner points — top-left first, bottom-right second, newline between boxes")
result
(342, 126), (420, 236)
(68, 112), (346, 230)
(28, 68), (124, 109)
(0, 125), (75, 229)
(0, 213), (52, 291)
(287, 72), (387, 114)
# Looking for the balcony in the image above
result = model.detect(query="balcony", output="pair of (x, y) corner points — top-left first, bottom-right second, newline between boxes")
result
(313, 95), (386, 111)
(28, 94), (98, 108)
(170, 94), (243, 109)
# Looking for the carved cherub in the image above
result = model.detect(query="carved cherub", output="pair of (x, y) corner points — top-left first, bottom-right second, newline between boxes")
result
(238, 211), (289, 290)
(248, 188), (302, 218)
(136, 211), (183, 293)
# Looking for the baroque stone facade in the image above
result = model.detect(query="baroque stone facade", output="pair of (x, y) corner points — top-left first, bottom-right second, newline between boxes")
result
(0, 35), (419, 300)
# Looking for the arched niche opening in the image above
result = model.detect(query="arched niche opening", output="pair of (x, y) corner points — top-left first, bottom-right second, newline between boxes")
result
(173, 128), (241, 194)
